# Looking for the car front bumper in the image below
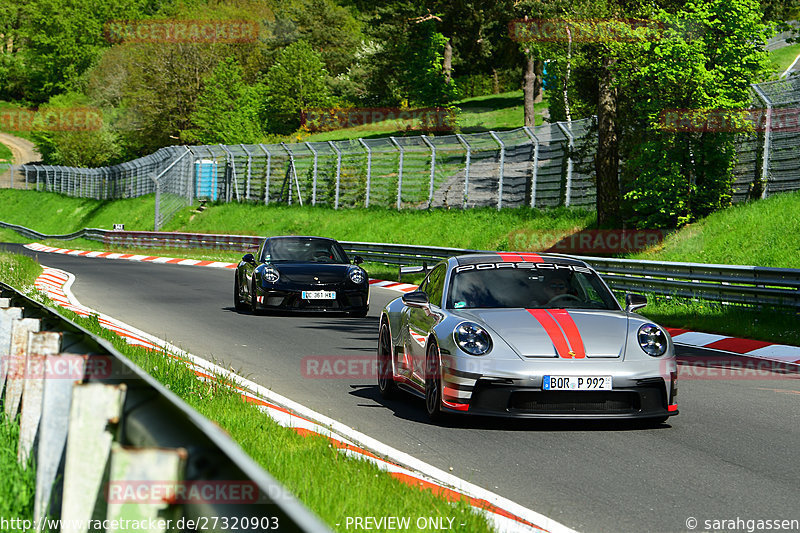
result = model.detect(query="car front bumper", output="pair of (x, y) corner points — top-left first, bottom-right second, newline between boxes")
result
(439, 356), (677, 419)
(255, 285), (369, 312)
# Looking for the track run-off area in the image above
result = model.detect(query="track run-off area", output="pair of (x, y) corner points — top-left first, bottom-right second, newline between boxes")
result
(3, 242), (799, 533)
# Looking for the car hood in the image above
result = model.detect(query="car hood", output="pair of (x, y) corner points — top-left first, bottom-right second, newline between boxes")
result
(454, 308), (629, 358)
(268, 262), (351, 283)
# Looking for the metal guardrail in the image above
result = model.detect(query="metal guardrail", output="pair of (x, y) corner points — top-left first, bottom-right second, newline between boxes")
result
(2, 223), (799, 308)
(0, 282), (330, 532)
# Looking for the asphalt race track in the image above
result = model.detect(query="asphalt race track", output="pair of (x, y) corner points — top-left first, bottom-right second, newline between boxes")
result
(5, 243), (799, 533)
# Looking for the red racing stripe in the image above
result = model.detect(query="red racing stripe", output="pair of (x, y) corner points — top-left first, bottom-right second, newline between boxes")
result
(548, 309), (586, 358)
(527, 309), (569, 357)
(517, 252), (544, 263)
(497, 252), (523, 262)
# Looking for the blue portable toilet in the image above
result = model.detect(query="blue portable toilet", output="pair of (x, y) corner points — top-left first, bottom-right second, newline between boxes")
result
(194, 159), (218, 201)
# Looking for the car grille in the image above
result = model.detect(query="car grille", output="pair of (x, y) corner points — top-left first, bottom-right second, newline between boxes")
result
(509, 391), (640, 414)
(282, 273), (342, 284)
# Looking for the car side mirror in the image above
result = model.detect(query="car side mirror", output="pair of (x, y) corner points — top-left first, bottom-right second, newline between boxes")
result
(625, 293), (647, 312)
(353, 255), (364, 265)
(242, 253), (255, 264)
(402, 291), (430, 309)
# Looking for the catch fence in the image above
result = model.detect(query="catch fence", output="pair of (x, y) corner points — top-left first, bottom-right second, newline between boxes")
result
(3, 80), (800, 230)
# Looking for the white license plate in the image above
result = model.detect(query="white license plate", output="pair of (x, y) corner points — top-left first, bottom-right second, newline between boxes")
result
(543, 376), (612, 391)
(302, 290), (336, 300)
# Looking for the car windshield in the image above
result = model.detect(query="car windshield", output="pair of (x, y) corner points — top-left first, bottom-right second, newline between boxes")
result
(446, 264), (620, 310)
(261, 238), (349, 264)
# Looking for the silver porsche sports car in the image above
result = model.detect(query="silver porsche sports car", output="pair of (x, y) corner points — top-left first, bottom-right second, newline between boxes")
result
(378, 252), (678, 423)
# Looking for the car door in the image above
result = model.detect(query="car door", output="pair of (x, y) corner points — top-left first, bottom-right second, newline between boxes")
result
(243, 240), (265, 300)
(406, 264), (446, 386)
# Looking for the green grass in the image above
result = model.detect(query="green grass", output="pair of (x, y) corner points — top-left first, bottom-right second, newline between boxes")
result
(0, 188), (596, 251)
(0, 252), (494, 533)
(768, 43), (800, 75)
(292, 91), (547, 143)
(0, 141), (13, 162)
(0, 412), (37, 524)
(0, 189), (160, 234)
(629, 191), (800, 269)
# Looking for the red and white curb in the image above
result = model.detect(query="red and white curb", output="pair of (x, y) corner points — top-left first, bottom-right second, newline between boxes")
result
(32, 266), (574, 533)
(665, 328), (800, 367)
(25, 243), (238, 269)
(368, 279), (419, 293)
(26, 242), (800, 366)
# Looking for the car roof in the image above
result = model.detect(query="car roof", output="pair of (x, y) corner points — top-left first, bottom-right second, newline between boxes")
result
(265, 235), (337, 242)
(453, 252), (589, 267)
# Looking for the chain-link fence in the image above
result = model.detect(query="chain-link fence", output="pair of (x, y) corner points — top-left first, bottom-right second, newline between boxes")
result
(4, 78), (800, 230)
(6, 119), (597, 229)
(733, 76), (800, 201)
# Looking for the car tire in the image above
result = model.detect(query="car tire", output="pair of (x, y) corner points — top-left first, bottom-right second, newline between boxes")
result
(249, 278), (259, 314)
(377, 321), (397, 399)
(234, 273), (246, 312)
(425, 340), (445, 423)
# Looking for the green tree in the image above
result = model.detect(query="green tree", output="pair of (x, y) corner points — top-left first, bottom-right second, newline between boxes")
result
(30, 92), (123, 167)
(263, 40), (333, 134)
(12, 0), (157, 101)
(182, 57), (266, 145)
(618, 0), (769, 227)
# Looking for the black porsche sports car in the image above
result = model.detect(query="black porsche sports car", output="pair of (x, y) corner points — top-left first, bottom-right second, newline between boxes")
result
(234, 236), (370, 316)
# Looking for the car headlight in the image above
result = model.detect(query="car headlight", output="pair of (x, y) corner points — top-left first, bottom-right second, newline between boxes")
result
(348, 267), (366, 284)
(454, 322), (492, 356)
(638, 323), (668, 357)
(263, 266), (280, 283)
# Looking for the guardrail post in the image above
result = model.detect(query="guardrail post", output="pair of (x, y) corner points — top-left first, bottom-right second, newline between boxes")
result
(0, 307), (24, 396)
(106, 444), (186, 532)
(555, 121), (574, 207)
(421, 135), (436, 209)
(455, 134), (471, 209)
(60, 383), (127, 533)
(3, 318), (42, 419)
(359, 138), (372, 207)
(522, 126), (540, 208)
(328, 141), (342, 209)
(752, 83), (772, 199)
(390, 136), (404, 209)
(34, 354), (87, 525)
(259, 144), (272, 205)
(305, 142), (319, 205)
(489, 131), (506, 210)
(18, 331), (61, 466)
